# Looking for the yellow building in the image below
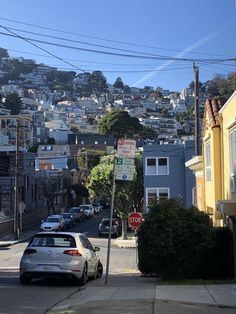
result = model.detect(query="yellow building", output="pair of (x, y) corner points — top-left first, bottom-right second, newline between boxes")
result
(186, 91), (236, 226)
(217, 91), (236, 217)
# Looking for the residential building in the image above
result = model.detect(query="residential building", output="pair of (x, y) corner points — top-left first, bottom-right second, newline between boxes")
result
(143, 140), (195, 211)
(140, 116), (178, 139)
(186, 92), (236, 226)
(0, 115), (33, 148)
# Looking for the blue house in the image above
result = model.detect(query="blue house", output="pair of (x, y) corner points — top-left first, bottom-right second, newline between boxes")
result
(143, 140), (195, 210)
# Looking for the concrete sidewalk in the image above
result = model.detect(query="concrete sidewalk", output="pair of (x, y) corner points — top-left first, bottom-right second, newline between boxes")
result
(47, 274), (236, 313)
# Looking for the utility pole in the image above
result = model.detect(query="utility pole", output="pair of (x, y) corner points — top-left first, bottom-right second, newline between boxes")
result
(193, 63), (201, 155)
(14, 119), (20, 240)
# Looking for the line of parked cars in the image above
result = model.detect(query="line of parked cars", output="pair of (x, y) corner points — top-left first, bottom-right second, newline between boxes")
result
(40, 203), (103, 232)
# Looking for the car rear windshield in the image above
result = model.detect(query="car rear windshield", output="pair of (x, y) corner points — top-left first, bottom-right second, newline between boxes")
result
(80, 205), (90, 209)
(102, 220), (117, 226)
(69, 208), (79, 213)
(28, 234), (76, 248)
(46, 217), (60, 222)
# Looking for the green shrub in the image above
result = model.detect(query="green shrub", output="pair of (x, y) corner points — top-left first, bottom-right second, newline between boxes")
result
(138, 198), (217, 279)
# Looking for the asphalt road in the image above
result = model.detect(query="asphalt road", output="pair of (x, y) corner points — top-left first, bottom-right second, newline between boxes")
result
(0, 210), (138, 314)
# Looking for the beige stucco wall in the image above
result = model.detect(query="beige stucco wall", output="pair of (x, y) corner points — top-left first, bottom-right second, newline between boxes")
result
(202, 111), (222, 225)
(220, 91), (236, 202)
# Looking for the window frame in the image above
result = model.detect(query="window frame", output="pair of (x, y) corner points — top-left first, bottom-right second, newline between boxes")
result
(146, 187), (170, 207)
(145, 157), (169, 175)
(229, 128), (236, 192)
(205, 141), (211, 182)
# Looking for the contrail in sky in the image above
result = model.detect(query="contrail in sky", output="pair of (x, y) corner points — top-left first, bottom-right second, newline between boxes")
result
(131, 20), (235, 87)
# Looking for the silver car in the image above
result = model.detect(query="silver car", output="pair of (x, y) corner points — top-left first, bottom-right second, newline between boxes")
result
(19, 232), (103, 285)
(79, 204), (94, 218)
(40, 215), (66, 232)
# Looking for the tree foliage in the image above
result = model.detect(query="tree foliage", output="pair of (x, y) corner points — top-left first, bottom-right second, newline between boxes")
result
(204, 73), (235, 101)
(98, 109), (143, 139)
(113, 77), (124, 90)
(46, 70), (76, 91)
(89, 71), (108, 95)
(87, 155), (113, 202)
(4, 92), (23, 115)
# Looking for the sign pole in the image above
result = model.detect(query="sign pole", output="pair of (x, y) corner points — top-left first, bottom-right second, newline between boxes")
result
(105, 153), (116, 285)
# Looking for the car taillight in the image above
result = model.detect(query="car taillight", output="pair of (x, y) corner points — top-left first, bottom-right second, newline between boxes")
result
(24, 248), (37, 255)
(63, 250), (81, 256)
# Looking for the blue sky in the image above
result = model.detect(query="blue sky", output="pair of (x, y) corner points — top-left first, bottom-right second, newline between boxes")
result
(0, 0), (235, 92)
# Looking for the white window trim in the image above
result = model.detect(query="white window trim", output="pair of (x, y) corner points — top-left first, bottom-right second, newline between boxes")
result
(229, 128), (236, 192)
(145, 157), (169, 175)
(205, 142), (211, 182)
(146, 187), (170, 207)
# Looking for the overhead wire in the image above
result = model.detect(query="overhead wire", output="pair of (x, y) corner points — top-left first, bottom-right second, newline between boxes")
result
(0, 28), (234, 63)
(0, 16), (234, 58)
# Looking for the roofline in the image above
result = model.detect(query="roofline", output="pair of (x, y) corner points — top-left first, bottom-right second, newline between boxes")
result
(219, 90), (236, 113)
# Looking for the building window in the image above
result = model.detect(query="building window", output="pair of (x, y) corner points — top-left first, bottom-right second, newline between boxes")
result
(146, 187), (170, 207)
(205, 142), (211, 182)
(146, 157), (169, 175)
(229, 128), (236, 192)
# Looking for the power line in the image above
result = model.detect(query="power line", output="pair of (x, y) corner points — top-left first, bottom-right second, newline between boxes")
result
(0, 25), (86, 73)
(0, 29), (234, 63)
(0, 16), (233, 58)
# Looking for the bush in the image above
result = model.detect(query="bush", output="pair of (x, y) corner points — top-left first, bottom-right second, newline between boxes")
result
(137, 198), (227, 279)
(205, 227), (234, 279)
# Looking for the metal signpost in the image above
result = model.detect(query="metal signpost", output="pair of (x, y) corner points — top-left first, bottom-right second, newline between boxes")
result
(105, 138), (136, 285)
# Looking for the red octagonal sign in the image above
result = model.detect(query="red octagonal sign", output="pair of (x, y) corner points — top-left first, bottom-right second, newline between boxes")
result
(128, 212), (143, 230)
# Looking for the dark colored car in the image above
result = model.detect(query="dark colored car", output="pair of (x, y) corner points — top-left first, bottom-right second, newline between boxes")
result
(98, 218), (121, 238)
(60, 212), (76, 229)
(68, 207), (85, 222)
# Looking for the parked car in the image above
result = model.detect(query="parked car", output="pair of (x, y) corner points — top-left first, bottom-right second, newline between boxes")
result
(98, 218), (122, 238)
(60, 212), (76, 229)
(92, 202), (102, 214)
(79, 204), (94, 218)
(19, 231), (103, 285)
(68, 207), (85, 222)
(40, 215), (66, 232)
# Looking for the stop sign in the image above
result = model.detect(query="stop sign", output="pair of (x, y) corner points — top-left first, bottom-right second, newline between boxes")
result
(128, 212), (143, 230)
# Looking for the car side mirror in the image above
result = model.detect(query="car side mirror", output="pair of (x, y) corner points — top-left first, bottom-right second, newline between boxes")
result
(93, 246), (100, 252)
(41, 220), (44, 223)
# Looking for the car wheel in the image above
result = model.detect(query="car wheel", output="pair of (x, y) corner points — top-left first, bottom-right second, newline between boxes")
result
(77, 264), (88, 286)
(97, 261), (103, 278)
(20, 273), (32, 285)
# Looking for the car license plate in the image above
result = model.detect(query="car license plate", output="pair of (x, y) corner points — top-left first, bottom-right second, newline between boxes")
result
(105, 226), (109, 229)
(38, 265), (59, 271)
(43, 265), (54, 271)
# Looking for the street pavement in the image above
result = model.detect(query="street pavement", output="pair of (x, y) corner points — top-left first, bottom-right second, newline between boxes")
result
(1, 229), (236, 313)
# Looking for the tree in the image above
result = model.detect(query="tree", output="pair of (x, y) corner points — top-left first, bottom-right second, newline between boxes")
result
(89, 71), (108, 95)
(77, 149), (105, 178)
(0, 47), (9, 58)
(123, 84), (131, 94)
(114, 153), (144, 238)
(204, 73), (235, 101)
(4, 92), (23, 114)
(189, 80), (204, 92)
(87, 155), (114, 202)
(46, 70), (76, 91)
(98, 109), (143, 140)
(88, 154), (144, 239)
(113, 77), (124, 90)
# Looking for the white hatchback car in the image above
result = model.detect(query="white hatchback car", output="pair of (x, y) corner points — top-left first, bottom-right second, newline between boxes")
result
(19, 232), (103, 285)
